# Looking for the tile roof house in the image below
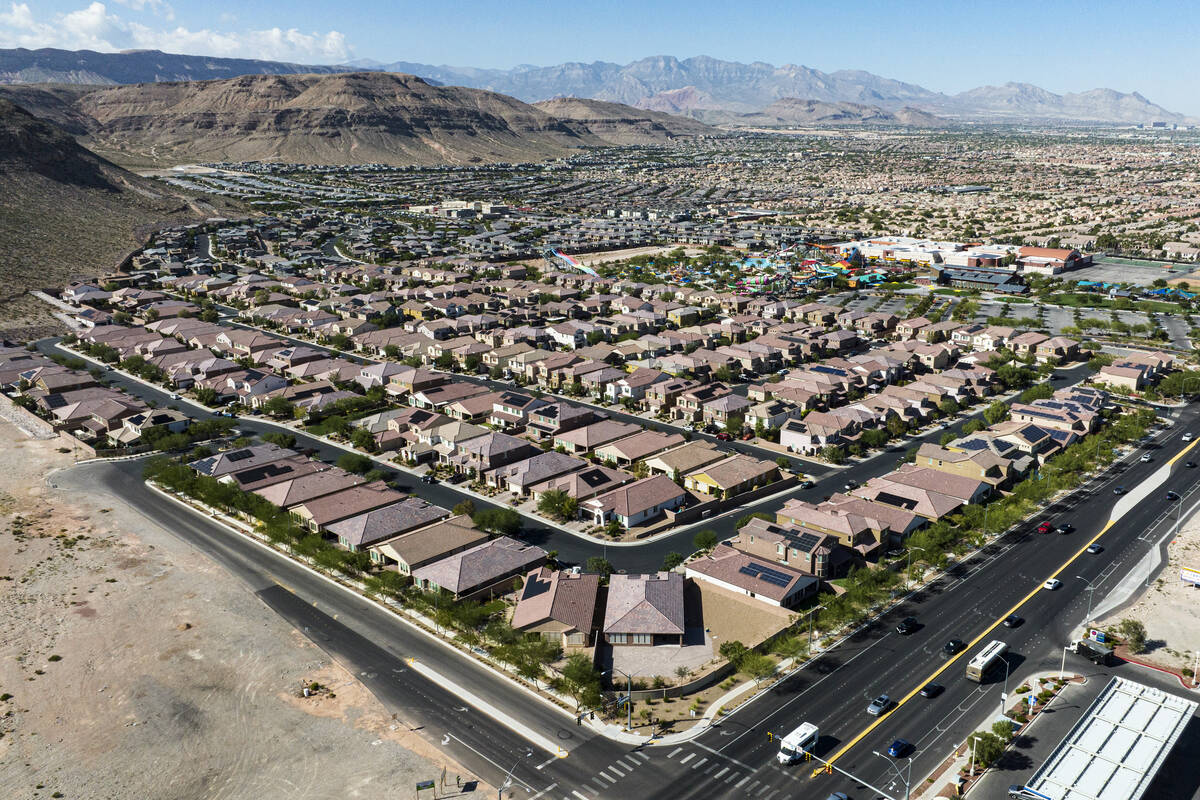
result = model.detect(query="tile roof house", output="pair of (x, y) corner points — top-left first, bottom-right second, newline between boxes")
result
(731, 516), (854, 578)
(774, 498), (886, 558)
(683, 455), (781, 499)
(642, 441), (726, 481)
(189, 443), (296, 478)
(583, 474), (687, 530)
(447, 431), (541, 475)
(510, 567), (602, 648)
(411, 536), (547, 600)
(594, 430), (686, 467)
(484, 451), (588, 495)
(526, 465), (633, 504)
(685, 544), (819, 609)
(553, 420), (642, 455)
(291, 481), (406, 532)
(253, 467), (367, 510)
(602, 572), (685, 646)
(222, 455), (328, 493)
(368, 514), (487, 574)
(326, 497), (451, 552)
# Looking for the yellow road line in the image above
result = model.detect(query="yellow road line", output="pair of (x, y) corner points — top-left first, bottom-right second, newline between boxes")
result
(813, 511), (1125, 777)
(1167, 437), (1198, 466)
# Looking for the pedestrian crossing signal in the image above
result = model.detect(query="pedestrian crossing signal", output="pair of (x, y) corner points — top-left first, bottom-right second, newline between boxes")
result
(825, 765), (832, 775)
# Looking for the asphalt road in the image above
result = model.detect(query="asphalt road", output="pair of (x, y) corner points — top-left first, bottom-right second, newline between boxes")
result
(57, 401), (1200, 800)
(39, 337), (1093, 574)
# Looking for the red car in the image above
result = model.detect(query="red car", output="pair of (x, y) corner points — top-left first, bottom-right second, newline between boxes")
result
(716, 432), (733, 441)
(1036, 522), (1054, 534)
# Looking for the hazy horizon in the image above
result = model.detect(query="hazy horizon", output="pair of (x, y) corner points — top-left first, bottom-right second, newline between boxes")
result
(3, 1), (1197, 115)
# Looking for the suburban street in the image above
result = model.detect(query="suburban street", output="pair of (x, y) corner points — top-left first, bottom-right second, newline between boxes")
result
(46, 335), (1200, 799)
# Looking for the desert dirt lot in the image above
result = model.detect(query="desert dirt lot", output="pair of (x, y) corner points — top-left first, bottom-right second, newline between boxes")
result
(1098, 510), (1200, 675)
(0, 421), (486, 800)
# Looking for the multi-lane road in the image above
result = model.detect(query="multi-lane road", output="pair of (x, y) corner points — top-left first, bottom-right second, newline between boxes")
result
(40, 337), (1200, 798)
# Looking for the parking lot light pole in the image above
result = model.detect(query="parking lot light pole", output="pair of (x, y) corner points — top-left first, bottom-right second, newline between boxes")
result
(1061, 644), (1074, 679)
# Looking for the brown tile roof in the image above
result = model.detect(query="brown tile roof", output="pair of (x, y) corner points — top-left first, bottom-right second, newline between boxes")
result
(686, 544), (817, 603)
(603, 572), (685, 636)
(412, 536), (547, 595)
(510, 567), (600, 634)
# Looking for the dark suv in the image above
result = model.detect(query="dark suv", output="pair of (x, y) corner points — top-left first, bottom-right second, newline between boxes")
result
(896, 617), (919, 635)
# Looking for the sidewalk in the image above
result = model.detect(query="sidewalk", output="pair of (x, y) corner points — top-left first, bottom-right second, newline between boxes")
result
(911, 671), (1086, 800)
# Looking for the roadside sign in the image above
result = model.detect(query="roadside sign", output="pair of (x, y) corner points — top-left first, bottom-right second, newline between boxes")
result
(416, 780), (435, 790)
(1182, 566), (1200, 585)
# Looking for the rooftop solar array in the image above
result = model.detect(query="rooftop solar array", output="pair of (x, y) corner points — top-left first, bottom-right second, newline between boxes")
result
(793, 532), (822, 552)
(1027, 677), (1197, 800)
(738, 562), (793, 587)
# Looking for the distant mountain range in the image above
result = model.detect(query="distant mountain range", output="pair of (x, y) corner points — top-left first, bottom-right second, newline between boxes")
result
(0, 48), (1188, 125)
(0, 72), (716, 168)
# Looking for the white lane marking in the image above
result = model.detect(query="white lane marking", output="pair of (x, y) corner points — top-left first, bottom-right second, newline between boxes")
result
(528, 783), (557, 800)
(616, 757), (638, 770)
(596, 772), (616, 785)
(535, 756), (558, 770)
(691, 757), (708, 769)
(736, 776), (751, 788)
(679, 753), (695, 764)
(572, 791), (589, 800)
(714, 767), (730, 779)
(694, 740), (756, 771)
(667, 747), (682, 758)
(606, 763), (625, 777)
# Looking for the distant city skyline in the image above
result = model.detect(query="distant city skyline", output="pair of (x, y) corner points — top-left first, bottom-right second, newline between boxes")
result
(3, 0), (1198, 115)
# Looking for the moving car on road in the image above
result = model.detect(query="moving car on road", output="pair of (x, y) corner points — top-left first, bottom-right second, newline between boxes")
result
(866, 694), (891, 716)
(943, 639), (965, 656)
(1043, 578), (1062, 590)
(1086, 544), (1104, 554)
(1003, 614), (1024, 628)
(1036, 522), (1054, 534)
(887, 739), (912, 758)
(919, 683), (944, 698)
(895, 617), (919, 635)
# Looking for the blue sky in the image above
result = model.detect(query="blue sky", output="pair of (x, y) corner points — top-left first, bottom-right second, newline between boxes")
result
(3, 0), (1197, 114)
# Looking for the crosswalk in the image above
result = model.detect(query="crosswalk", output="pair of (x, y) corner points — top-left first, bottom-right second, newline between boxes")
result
(664, 747), (782, 798)
(534, 746), (787, 800)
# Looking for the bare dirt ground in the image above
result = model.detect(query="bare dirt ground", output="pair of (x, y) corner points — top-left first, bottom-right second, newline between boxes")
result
(0, 421), (486, 800)
(1098, 511), (1200, 674)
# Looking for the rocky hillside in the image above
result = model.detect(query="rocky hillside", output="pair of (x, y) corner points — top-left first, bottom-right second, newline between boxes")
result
(695, 98), (942, 127)
(0, 98), (212, 332)
(45, 72), (608, 167)
(533, 97), (714, 144)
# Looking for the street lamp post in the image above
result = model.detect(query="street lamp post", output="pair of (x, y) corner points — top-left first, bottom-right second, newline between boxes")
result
(498, 752), (531, 800)
(1000, 655), (1011, 717)
(1076, 575), (1098, 625)
(873, 750), (914, 800)
(1061, 644), (1074, 680)
(808, 602), (827, 653)
(603, 667), (633, 732)
(905, 546), (926, 591)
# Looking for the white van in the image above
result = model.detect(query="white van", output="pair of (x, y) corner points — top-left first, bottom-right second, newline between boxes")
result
(777, 722), (819, 764)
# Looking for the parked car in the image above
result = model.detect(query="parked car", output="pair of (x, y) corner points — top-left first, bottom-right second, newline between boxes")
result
(716, 432), (733, 441)
(1086, 544), (1104, 554)
(895, 617), (919, 635)
(844, 480), (859, 491)
(867, 694), (891, 716)
(943, 639), (965, 656)
(1113, 486), (1126, 495)
(1167, 490), (1180, 501)
(1036, 522), (1054, 534)
(799, 480), (815, 489)
(919, 683), (944, 698)
(887, 739), (912, 758)
(1043, 578), (1062, 590)
(1141, 453), (1153, 462)
(741, 431), (755, 441)
(1003, 614), (1024, 628)
(1183, 432), (1193, 442)
(420, 474), (436, 484)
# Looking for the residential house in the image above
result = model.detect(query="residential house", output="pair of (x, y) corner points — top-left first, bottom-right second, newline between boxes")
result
(730, 516), (854, 578)
(683, 455), (781, 500)
(368, 514), (487, 573)
(583, 474), (687, 529)
(685, 544), (818, 609)
(510, 567), (602, 648)
(602, 572), (685, 646)
(411, 536), (547, 600)
(642, 441), (726, 481)
(326, 497), (451, 552)
(593, 430), (685, 467)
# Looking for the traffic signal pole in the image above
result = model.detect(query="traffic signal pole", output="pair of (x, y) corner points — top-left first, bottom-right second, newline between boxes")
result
(805, 750), (898, 800)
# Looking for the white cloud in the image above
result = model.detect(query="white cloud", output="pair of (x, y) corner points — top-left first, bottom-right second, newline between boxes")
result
(0, 2), (350, 62)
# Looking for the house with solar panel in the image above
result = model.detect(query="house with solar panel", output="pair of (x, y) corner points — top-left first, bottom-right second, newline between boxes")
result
(685, 544), (819, 609)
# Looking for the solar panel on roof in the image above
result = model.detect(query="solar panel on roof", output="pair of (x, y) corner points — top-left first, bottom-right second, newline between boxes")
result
(226, 449), (254, 462)
(739, 562), (793, 587)
(793, 532), (821, 551)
